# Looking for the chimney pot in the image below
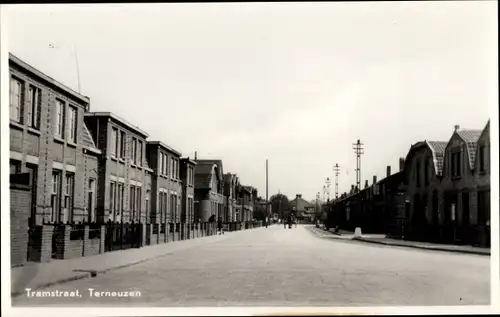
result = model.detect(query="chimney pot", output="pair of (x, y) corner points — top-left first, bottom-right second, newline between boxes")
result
(373, 175), (377, 184)
(399, 157), (405, 171)
(364, 180), (369, 188)
(387, 166), (391, 177)
(454, 125), (460, 132)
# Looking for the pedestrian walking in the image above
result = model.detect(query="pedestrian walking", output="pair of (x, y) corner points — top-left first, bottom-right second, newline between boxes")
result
(217, 216), (224, 235)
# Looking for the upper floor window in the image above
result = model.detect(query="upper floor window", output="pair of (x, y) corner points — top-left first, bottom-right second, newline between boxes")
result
(54, 99), (66, 138)
(137, 140), (143, 166)
(119, 131), (126, 158)
(131, 137), (138, 165)
(424, 158), (430, 186)
(170, 157), (174, 178)
(110, 127), (118, 157)
(67, 105), (77, 143)
(479, 145), (486, 172)
(10, 77), (24, 123)
(27, 85), (41, 129)
(451, 151), (462, 178)
(159, 152), (163, 174)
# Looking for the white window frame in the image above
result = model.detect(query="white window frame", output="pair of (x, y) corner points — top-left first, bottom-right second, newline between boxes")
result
(28, 85), (41, 129)
(55, 99), (65, 138)
(10, 77), (24, 123)
(67, 105), (78, 143)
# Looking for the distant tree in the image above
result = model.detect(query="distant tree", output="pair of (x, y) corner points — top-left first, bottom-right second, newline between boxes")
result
(270, 193), (291, 219)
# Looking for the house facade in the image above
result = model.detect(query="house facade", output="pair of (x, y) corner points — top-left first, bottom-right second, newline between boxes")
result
(9, 53), (101, 226)
(193, 159), (225, 221)
(402, 140), (447, 241)
(180, 157), (196, 223)
(440, 124), (489, 245)
(146, 141), (183, 224)
(223, 173), (238, 222)
(84, 112), (152, 224)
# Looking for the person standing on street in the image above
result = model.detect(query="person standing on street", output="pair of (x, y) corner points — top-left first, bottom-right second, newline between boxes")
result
(217, 216), (224, 235)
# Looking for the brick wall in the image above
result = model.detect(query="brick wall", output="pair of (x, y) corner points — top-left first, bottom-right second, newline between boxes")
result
(10, 174), (31, 267)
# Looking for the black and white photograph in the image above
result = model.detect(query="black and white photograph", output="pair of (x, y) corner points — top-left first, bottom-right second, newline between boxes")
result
(1, 1), (498, 315)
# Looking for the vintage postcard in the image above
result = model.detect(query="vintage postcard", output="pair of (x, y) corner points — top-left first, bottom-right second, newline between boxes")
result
(1, 1), (498, 316)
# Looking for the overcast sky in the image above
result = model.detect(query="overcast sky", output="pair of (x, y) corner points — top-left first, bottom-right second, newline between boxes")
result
(4, 2), (497, 202)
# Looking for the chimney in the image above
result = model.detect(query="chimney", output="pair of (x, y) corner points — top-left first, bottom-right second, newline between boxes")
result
(194, 151), (197, 160)
(399, 157), (405, 171)
(386, 166), (391, 177)
(454, 125), (460, 132)
(364, 180), (369, 188)
(350, 185), (354, 193)
(373, 175), (377, 185)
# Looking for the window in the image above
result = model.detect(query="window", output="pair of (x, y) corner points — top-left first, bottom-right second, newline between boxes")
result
(130, 185), (136, 220)
(170, 157), (174, 178)
(146, 190), (151, 220)
(88, 179), (96, 223)
(26, 164), (38, 226)
(68, 106), (77, 143)
(176, 159), (179, 179)
(117, 183), (123, 214)
(479, 145), (486, 172)
(135, 186), (141, 222)
(137, 141), (143, 166)
(116, 130), (121, 158)
(10, 160), (21, 174)
(64, 173), (74, 222)
(424, 159), (430, 186)
(54, 99), (65, 138)
(131, 138), (138, 165)
(170, 193), (175, 222)
(110, 181), (116, 217)
(110, 127), (118, 157)
(51, 171), (62, 222)
(164, 154), (168, 175)
(159, 152), (163, 174)
(120, 131), (126, 158)
(28, 85), (41, 129)
(10, 77), (24, 123)
(451, 151), (462, 177)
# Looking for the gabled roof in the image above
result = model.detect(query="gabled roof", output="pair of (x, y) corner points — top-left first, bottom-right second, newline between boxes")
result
(290, 197), (315, 212)
(426, 141), (448, 176)
(82, 122), (101, 155)
(454, 129), (482, 170)
(405, 140), (448, 176)
(196, 159), (223, 177)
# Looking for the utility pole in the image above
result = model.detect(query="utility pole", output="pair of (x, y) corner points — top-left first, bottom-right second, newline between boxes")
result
(352, 139), (364, 191)
(266, 159), (269, 227)
(333, 164), (340, 199)
(325, 177), (331, 202)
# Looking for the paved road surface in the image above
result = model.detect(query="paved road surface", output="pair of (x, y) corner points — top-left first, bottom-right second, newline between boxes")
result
(13, 225), (490, 307)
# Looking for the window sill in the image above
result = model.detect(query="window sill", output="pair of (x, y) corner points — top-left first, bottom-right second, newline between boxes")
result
(118, 158), (126, 164)
(53, 136), (65, 144)
(67, 141), (77, 148)
(9, 121), (24, 131)
(27, 127), (41, 136)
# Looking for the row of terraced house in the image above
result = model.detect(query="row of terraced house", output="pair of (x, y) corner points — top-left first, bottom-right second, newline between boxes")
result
(8, 53), (263, 267)
(324, 122), (491, 247)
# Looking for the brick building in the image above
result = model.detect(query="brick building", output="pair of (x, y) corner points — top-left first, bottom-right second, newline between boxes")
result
(193, 159), (225, 221)
(145, 141), (184, 224)
(84, 112), (152, 223)
(223, 173), (238, 222)
(9, 53), (101, 225)
(180, 157), (196, 223)
(439, 123), (490, 245)
(402, 140), (448, 241)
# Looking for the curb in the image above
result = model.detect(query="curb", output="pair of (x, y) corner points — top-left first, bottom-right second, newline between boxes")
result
(352, 237), (490, 256)
(11, 227), (264, 298)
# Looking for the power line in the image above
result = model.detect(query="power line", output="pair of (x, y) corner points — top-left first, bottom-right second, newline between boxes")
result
(352, 139), (364, 191)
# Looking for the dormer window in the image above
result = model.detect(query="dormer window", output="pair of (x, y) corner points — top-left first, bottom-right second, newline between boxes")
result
(451, 149), (462, 178)
(479, 145), (486, 172)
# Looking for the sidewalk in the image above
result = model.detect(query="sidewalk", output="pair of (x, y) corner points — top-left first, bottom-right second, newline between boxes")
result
(11, 227), (264, 297)
(354, 236), (490, 256)
(306, 225), (490, 256)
